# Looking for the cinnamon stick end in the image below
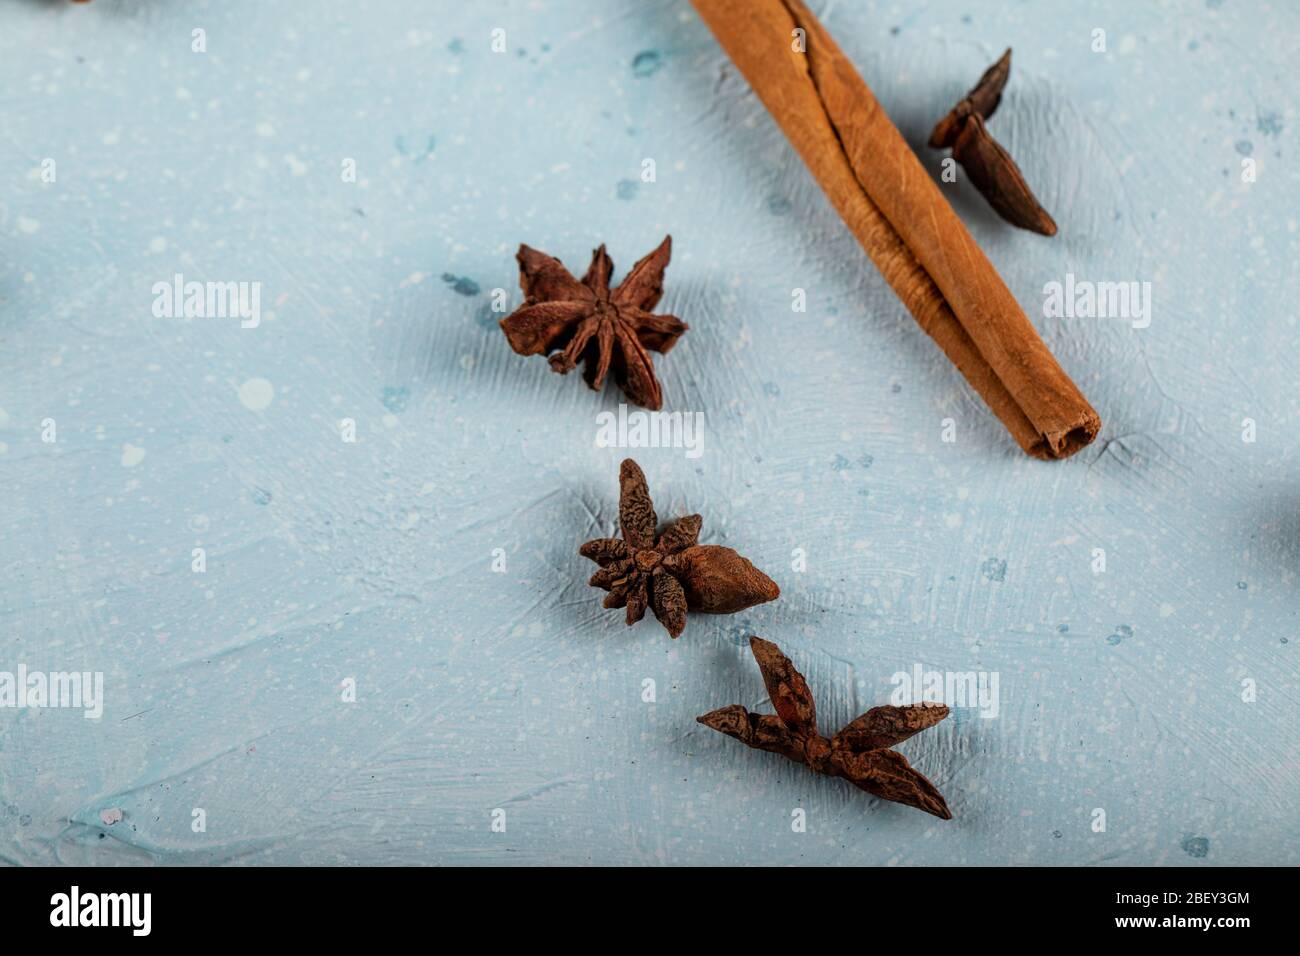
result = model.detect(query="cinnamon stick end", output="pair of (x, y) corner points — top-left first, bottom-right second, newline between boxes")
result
(1032, 413), (1101, 460)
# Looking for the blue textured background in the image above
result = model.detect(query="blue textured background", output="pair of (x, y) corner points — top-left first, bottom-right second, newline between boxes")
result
(1, 0), (1296, 866)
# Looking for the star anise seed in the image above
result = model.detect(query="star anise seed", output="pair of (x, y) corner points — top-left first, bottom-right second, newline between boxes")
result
(698, 637), (953, 819)
(579, 459), (779, 639)
(499, 237), (688, 410)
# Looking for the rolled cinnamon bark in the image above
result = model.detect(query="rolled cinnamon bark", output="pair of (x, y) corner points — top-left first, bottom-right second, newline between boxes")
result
(690, 0), (1100, 459)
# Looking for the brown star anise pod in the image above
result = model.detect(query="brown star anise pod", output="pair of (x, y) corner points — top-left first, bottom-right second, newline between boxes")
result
(498, 237), (687, 410)
(929, 48), (1057, 236)
(699, 637), (953, 819)
(580, 459), (779, 638)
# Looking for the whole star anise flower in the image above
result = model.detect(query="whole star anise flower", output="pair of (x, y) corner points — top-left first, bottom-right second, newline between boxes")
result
(580, 459), (779, 638)
(499, 237), (687, 410)
(699, 637), (953, 819)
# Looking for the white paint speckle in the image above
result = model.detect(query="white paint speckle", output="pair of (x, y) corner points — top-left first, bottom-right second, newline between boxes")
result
(238, 378), (275, 411)
(17, 217), (40, 234)
(121, 444), (146, 468)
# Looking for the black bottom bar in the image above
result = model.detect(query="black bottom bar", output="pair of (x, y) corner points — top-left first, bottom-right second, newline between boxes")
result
(0, 866), (1280, 941)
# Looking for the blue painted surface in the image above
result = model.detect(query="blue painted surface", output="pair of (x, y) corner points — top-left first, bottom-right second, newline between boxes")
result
(0, 0), (1296, 865)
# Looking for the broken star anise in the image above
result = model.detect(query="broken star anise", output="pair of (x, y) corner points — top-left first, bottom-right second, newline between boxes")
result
(929, 48), (1057, 237)
(499, 237), (688, 410)
(580, 459), (779, 639)
(698, 637), (953, 819)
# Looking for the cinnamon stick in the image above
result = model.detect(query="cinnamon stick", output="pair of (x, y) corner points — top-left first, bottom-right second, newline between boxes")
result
(690, 0), (1100, 459)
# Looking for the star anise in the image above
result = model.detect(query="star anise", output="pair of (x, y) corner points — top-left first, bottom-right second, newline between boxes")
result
(498, 237), (688, 410)
(698, 637), (953, 819)
(929, 48), (1057, 236)
(580, 459), (779, 638)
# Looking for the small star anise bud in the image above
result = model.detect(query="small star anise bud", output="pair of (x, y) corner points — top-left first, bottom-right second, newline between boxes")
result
(929, 49), (1057, 236)
(698, 637), (953, 819)
(498, 237), (688, 410)
(580, 459), (779, 639)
